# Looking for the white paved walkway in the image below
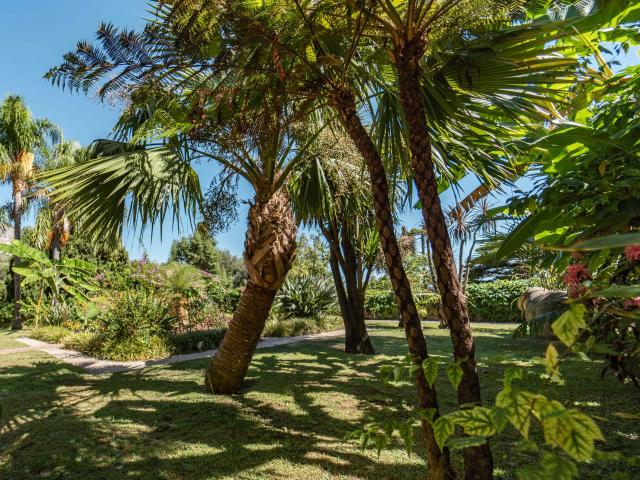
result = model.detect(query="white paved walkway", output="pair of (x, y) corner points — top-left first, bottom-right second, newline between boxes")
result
(15, 330), (344, 375)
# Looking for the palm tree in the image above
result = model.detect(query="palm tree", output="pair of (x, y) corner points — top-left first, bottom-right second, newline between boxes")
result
(0, 95), (60, 329)
(161, 262), (206, 326)
(291, 128), (378, 354)
(33, 140), (85, 261)
(43, 13), (335, 393)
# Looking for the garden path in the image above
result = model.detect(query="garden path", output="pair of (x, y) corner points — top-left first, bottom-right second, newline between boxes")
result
(15, 330), (344, 375)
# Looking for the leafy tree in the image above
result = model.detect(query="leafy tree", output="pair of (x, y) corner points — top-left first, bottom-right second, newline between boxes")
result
(0, 95), (60, 329)
(169, 227), (220, 274)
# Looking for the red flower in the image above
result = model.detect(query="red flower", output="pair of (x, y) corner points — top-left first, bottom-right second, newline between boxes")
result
(624, 297), (640, 310)
(563, 263), (591, 298)
(624, 245), (640, 262)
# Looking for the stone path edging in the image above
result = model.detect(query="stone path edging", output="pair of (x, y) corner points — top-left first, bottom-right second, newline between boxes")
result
(15, 330), (344, 375)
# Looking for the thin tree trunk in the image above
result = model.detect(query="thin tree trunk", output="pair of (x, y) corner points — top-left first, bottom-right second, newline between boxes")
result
(396, 42), (493, 480)
(205, 188), (297, 394)
(458, 238), (466, 282)
(51, 209), (63, 262)
(323, 221), (374, 354)
(463, 233), (478, 294)
(340, 226), (374, 354)
(331, 88), (455, 480)
(11, 179), (23, 331)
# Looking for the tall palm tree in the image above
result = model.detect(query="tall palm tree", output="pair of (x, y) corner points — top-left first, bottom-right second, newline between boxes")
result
(0, 95), (60, 329)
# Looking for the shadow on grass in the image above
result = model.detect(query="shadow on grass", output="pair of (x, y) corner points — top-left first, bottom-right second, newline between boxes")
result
(1, 326), (639, 480)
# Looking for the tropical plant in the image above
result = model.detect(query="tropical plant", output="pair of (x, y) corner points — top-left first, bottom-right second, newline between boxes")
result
(0, 240), (98, 326)
(32, 140), (86, 260)
(0, 95), (60, 329)
(291, 131), (380, 353)
(277, 275), (336, 320)
(160, 262), (206, 326)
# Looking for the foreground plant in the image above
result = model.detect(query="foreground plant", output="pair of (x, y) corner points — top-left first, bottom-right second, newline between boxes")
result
(0, 240), (98, 326)
(0, 95), (60, 329)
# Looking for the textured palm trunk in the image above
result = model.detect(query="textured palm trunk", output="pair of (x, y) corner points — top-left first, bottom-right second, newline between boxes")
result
(331, 88), (455, 480)
(11, 177), (24, 330)
(205, 188), (297, 394)
(325, 223), (374, 354)
(396, 42), (493, 480)
(51, 209), (64, 262)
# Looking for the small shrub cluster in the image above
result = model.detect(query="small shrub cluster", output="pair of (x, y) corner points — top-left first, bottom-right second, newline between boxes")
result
(365, 279), (535, 322)
(466, 279), (535, 322)
(264, 315), (343, 337)
(277, 276), (336, 319)
(364, 290), (440, 319)
(169, 328), (227, 354)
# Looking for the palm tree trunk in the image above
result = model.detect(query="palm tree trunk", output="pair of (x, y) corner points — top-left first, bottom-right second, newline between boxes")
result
(396, 42), (493, 480)
(331, 88), (455, 480)
(205, 188), (297, 394)
(11, 178), (23, 330)
(51, 209), (64, 262)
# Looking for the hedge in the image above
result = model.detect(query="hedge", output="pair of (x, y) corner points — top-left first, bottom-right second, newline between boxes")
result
(365, 279), (535, 322)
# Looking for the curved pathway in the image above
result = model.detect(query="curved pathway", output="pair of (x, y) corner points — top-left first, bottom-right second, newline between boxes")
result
(15, 330), (344, 375)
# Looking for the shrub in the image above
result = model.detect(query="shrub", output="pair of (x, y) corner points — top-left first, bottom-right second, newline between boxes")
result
(205, 281), (241, 314)
(0, 302), (12, 327)
(263, 315), (342, 337)
(365, 290), (440, 319)
(169, 328), (227, 354)
(277, 275), (336, 319)
(466, 279), (534, 322)
(30, 326), (71, 344)
(89, 290), (174, 360)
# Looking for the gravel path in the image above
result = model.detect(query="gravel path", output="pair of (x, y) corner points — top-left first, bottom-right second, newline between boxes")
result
(15, 330), (344, 374)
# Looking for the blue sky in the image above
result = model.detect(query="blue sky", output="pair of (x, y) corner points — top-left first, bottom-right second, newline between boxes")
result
(0, 2), (637, 261)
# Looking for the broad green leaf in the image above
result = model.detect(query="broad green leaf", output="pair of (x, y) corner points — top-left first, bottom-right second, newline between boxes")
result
(540, 453), (578, 480)
(433, 416), (455, 451)
(503, 367), (523, 390)
(451, 407), (496, 436)
(446, 362), (463, 390)
(552, 304), (587, 347)
(538, 399), (604, 461)
(545, 344), (563, 384)
(398, 421), (414, 456)
(571, 233), (640, 251)
(422, 357), (439, 388)
(517, 465), (545, 480)
(496, 390), (540, 438)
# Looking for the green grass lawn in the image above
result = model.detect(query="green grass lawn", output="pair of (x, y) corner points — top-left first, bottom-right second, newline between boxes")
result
(1, 323), (638, 479)
(0, 327), (28, 350)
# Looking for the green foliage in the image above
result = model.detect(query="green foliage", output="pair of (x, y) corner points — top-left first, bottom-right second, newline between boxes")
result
(205, 281), (241, 314)
(90, 290), (174, 361)
(277, 275), (336, 319)
(365, 289), (441, 320)
(169, 328), (227, 354)
(169, 229), (220, 274)
(288, 234), (329, 280)
(263, 315), (342, 337)
(366, 280), (533, 322)
(466, 279), (536, 322)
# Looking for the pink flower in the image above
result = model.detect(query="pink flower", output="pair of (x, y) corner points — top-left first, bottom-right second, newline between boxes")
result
(624, 297), (640, 310)
(563, 263), (591, 298)
(624, 245), (640, 262)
